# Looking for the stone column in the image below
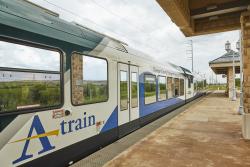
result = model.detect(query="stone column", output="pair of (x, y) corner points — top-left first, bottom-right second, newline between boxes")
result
(228, 67), (234, 99)
(71, 53), (84, 105)
(167, 77), (172, 98)
(241, 11), (250, 139)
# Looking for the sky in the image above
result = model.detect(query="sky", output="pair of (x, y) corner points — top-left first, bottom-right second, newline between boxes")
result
(0, 41), (60, 71)
(28, 0), (240, 83)
(0, 41), (60, 82)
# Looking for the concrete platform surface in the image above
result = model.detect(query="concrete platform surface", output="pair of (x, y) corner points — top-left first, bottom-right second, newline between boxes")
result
(71, 94), (204, 167)
(103, 92), (250, 167)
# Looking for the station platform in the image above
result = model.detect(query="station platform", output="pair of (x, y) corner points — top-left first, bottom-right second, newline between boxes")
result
(71, 91), (250, 167)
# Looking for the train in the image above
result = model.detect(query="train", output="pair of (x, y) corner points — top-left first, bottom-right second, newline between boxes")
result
(0, 0), (206, 167)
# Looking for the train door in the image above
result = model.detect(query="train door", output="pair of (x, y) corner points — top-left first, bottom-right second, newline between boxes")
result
(118, 63), (139, 126)
(130, 65), (139, 121)
(118, 63), (130, 125)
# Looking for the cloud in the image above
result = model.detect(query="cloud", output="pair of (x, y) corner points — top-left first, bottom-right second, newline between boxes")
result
(0, 41), (60, 71)
(28, 0), (239, 83)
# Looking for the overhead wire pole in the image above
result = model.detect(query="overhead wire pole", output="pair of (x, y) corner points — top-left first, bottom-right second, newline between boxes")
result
(186, 40), (194, 72)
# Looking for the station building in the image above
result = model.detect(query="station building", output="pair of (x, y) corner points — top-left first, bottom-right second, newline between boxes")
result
(156, 0), (250, 139)
(209, 41), (240, 99)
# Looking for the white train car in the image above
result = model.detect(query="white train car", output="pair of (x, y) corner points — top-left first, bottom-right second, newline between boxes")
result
(0, 1), (205, 166)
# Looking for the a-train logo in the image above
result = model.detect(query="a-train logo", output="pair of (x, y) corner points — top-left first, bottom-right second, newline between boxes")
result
(11, 113), (96, 165)
(12, 115), (58, 164)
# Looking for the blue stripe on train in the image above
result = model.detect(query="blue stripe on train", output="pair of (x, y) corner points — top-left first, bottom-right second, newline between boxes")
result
(101, 72), (184, 132)
(100, 106), (118, 133)
(139, 72), (184, 117)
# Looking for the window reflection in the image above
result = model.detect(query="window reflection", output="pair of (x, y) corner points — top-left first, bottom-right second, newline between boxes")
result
(180, 79), (184, 96)
(167, 77), (174, 98)
(174, 78), (180, 97)
(0, 71), (60, 112)
(72, 54), (108, 105)
(0, 41), (60, 71)
(131, 72), (138, 108)
(144, 75), (156, 104)
(158, 76), (167, 101)
(120, 71), (128, 111)
(0, 41), (61, 113)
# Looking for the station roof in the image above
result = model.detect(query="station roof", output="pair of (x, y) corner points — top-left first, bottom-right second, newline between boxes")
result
(157, 0), (250, 36)
(209, 50), (240, 74)
(209, 50), (240, 64)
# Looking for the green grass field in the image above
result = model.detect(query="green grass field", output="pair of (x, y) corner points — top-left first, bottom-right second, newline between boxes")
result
(0, 81), (61, 112)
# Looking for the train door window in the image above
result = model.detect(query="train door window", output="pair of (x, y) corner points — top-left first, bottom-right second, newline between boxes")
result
(167, 77), (173, 98)
(120, 71), (128, 111)
(172, 78), (175, 97)
(174, 78), (180, 97)
(188, 76), (193, 88)
(0, 40), (61, 113)
(188, 78), (191, 88)
(158, 76), (167, 101)
(144, 74), (156, 104)
(131, 72), (138, 108)
(71, 54), (108, 105)
(180, 79), (184, 96)
(197, 81), (201, 90)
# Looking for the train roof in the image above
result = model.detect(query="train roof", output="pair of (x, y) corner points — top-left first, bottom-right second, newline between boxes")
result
(0, 0), (123, 50)
(179, 66), (193, 76)
(123, 46), (186, 75)
(0, 0), (190, 76)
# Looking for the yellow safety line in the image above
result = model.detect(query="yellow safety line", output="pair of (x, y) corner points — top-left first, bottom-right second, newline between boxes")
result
(9, 129), (59, 144)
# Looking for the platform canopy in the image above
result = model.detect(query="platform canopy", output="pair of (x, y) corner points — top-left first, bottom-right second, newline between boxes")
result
(156, 0), (250, 36)
(209, 49), (240, 74)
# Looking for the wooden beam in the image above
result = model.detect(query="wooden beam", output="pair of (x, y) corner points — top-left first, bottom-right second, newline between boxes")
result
(189, 0), (236, 10)
(190, 0), (249, 19)
(211, 66), (240, 74)
(192, 12), (241, 36)
(157, 0), (246, 37)
(209, 62), (240, 68)
(156, 0), (194, 35)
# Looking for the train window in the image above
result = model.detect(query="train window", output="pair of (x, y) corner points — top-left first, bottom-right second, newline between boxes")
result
(188, 78), (191, 88)
(194, 81), (197, 91)
(131, 72), (138, 108)
(174, 78), (180, 97)
(144, 74), (156, 104)
(188, 76), (193, 88)
(180, 79), (184, 96)
(0, 41), (61, 113)
(158, 76), (167, 101)
(71, 54), (108, 105)
(167, 77), (173, 98)
(120, 71), (128, 111)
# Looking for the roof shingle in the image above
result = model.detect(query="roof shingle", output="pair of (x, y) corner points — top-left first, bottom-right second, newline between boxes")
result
(209, 50), (240, 64)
